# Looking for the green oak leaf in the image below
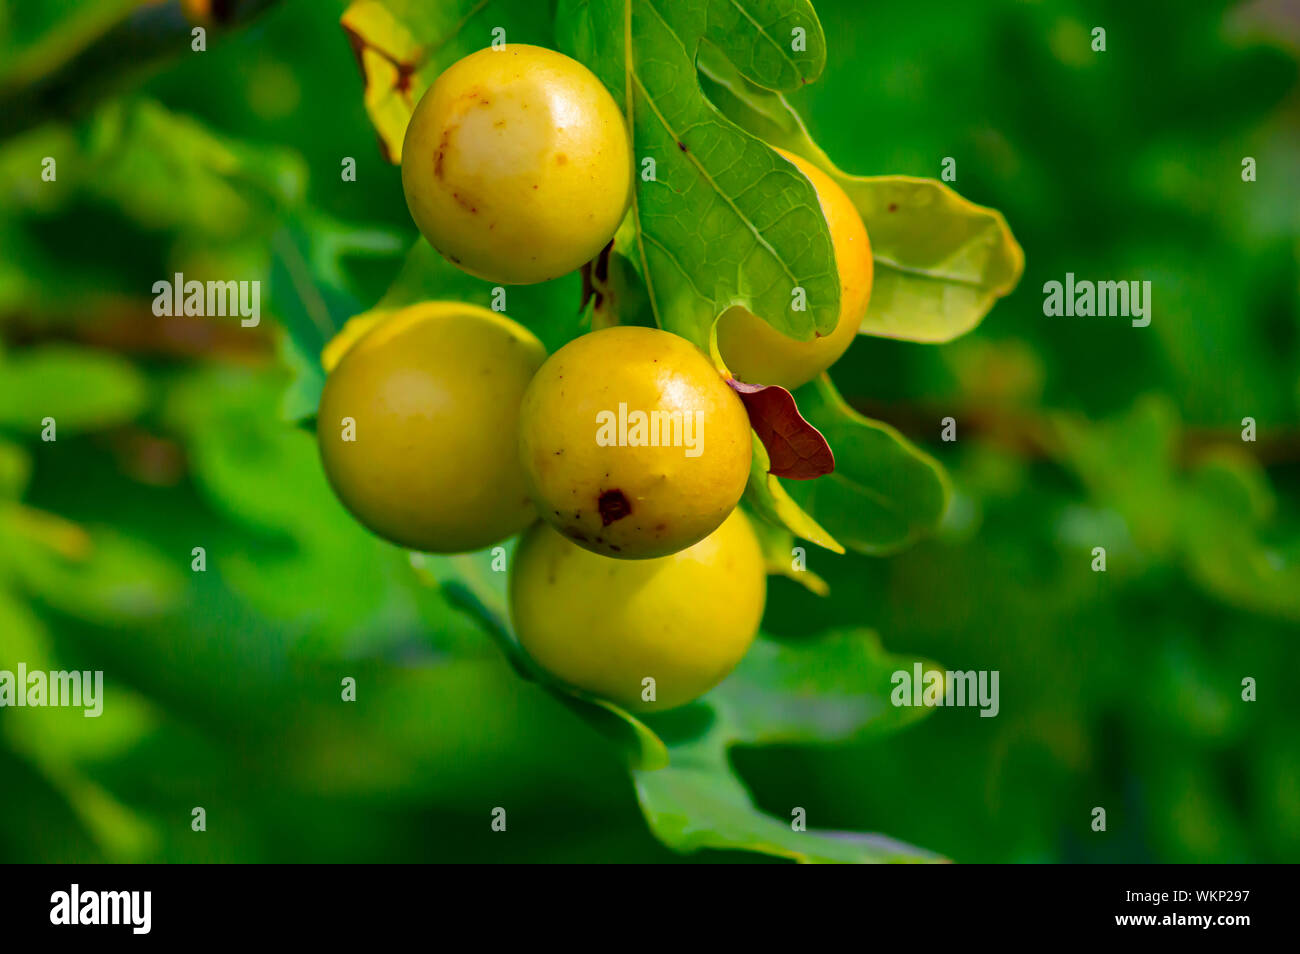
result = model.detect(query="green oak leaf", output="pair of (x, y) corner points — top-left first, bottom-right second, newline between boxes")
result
(1049, 394), (1182, 555)
(697, 43), (1024, 343)
(1, 520), (183, 624)
(0, 345), (147, 436)
(164, 366), (415, 643)
(84, 98), (307, 239)
(2, 97), (311, 319)
(1182, 453), (1300, 621)
(707, 629), (941, 745)
(745, 507), (829, 595)
(1051, 395), (1300, 621)
(556, 0), (840, 349)
(634, 628), (945, 863)
(784, 374), (950, 554)
(634, 733), (941, 863)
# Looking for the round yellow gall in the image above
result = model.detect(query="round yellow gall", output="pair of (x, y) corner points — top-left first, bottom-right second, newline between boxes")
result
(401, 44), (632, 284)
(317, 301), (545, 552)
(518, 326), (752, 559)
(510, 508), (766, 711)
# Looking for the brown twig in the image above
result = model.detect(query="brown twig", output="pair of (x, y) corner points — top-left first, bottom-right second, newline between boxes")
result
(2, 303), (274, 365)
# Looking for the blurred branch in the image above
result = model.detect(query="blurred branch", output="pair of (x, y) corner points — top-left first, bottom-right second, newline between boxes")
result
(0, 0), (282, 142)
(850, 399), (1300, 466)
(2, 303), (274, 364)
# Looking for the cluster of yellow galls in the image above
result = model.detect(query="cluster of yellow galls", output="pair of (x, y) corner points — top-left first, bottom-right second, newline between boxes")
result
(317, 45), (873, 712)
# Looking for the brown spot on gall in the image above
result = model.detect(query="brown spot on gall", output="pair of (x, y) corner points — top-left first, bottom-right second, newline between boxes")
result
(598, 489), (632, 526)
(435, 124), (457, 181)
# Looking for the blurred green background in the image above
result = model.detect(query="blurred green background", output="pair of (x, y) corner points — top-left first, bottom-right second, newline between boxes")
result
(1, 0), (1297, 862)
